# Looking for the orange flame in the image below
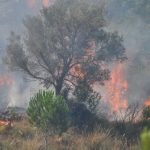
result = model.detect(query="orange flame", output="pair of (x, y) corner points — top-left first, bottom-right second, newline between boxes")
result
(144, 98), (150, 107)
(0, 120), (9, 126)
(0, 75), (15, 86)
(105, 64), (128, 112)
(27, 0), (50, 8)
(42, 0), (50, 7)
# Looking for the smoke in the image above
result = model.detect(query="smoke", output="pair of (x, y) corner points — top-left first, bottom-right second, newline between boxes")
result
(105, 0), (150, 104)
(7, 77), (39, 108)
(0, 0), (149, 109)
(27, 0), (36, 7)
(0, 0), (43, 109)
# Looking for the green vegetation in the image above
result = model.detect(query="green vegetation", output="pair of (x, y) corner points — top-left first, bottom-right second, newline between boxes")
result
(27, 90), (69, 149)
(27, 90), (69, 134)
(143, 106), (150, 120)
(140, 128), (150, 150)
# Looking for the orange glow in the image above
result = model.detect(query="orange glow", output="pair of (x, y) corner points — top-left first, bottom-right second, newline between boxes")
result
(27, 0), (50, 8)
(144, 98), (150, 107)
(27, 0), (36, 7)
(0, 75), (15, 86)
(0, 120), (9, 126)
(105, 64), (128, 112)
(42, 0), (50, 7)
(70, 64), (85, 80)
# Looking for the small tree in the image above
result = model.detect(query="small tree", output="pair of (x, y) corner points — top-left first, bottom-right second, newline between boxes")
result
(27, 90), (69, 149)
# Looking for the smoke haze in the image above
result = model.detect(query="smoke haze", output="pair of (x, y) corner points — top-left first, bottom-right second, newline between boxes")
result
(0, 0), (149, 108)
(106, 0), (150, 104)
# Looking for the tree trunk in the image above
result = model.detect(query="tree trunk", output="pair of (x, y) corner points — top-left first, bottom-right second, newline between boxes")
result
(55, 81), (63, 95)
(55, 61), (70, 96)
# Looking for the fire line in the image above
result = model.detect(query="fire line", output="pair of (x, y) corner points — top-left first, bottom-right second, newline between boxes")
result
(105, 64), (128, 112)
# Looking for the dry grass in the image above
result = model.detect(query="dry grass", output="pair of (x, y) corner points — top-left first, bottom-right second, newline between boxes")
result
(49, 129), (140, 150)
(0, 120), (140, 150)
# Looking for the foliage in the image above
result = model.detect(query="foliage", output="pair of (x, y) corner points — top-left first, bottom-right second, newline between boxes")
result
(74, 79), (99, 112)
(5, 0), (126, 96)
(69, 102), (102, 131)
(70, 79), (103, 131)
(141, 106), (150, 128)
(143, 106), (150, 120)
(140, 128), (150, 150)
(27, 90), (69, 135)
(113, 121), (143, 142)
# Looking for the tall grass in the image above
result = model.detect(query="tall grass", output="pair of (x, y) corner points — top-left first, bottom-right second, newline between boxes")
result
(0, 120), (140, 150)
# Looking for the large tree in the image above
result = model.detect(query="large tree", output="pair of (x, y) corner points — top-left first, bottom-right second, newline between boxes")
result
(5, 0), (126, 96)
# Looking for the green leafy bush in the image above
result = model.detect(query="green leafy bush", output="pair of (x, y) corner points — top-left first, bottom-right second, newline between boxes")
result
(27, 90), (69, 135)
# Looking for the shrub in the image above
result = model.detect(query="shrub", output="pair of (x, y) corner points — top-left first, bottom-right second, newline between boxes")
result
(69, 101), (109, 132)
(27, 90), (70, 149)
(140, 128), (150, 150)
(27, 90), (69, 134)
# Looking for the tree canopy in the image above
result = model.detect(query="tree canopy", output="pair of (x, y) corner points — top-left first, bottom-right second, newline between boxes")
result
(5, 0), (126, 96)
(27, 90), (69, 134)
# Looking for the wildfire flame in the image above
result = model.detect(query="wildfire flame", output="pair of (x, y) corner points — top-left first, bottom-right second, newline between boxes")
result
(27, 0), (50, 7)
(42, 0), (50, 7)
(144, 98), (150, 107)
(0, 75), (15, 86)
(105, 64), (128, 112)
(0, 120), (9, 126)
